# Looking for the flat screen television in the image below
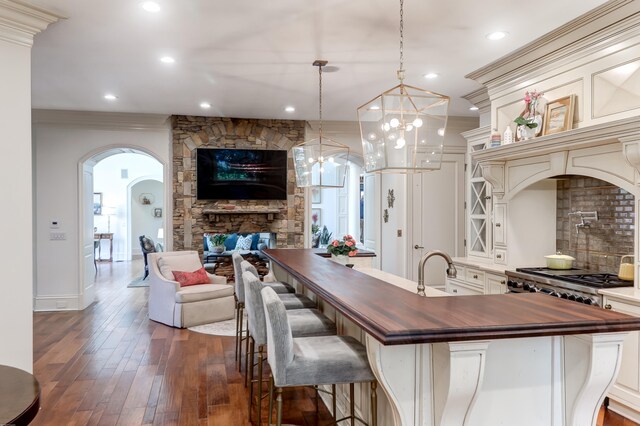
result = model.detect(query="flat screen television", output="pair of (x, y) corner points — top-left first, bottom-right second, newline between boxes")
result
(196, 148), (288, 200)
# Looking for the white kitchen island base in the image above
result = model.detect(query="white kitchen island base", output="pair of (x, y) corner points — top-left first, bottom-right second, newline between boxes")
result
(266, 250), (639, 426)
(366, 332), (626, 426)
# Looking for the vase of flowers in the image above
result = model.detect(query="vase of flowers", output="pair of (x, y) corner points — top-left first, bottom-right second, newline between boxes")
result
(327, 235), (358, 265)
(514, 90), (545, 140)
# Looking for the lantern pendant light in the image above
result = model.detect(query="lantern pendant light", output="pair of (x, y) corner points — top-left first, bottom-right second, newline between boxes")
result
(357, 0), (449, 174)
(293, 60), (350, 188)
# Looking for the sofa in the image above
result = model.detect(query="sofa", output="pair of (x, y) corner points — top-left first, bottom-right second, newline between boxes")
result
(203, 232), (275, 262)
(148, 250), (235, 328)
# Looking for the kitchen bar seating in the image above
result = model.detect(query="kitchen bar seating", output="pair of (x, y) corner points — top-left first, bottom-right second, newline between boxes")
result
(243, 272), (336, 425)
(231, 253), (299, 367)
(262, 286), (377, 426)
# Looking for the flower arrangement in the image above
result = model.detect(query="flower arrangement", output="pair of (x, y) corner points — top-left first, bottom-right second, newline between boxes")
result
(514, 90), (544, 129)
(326, 234), (359, 257)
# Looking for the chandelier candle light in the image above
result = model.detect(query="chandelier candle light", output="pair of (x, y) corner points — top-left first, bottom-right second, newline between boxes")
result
(357, 0), (449, 173)
(293, 60), (350, 188)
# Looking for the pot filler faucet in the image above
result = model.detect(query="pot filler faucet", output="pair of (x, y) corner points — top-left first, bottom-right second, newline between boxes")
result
(568, 210), (598, 234)
(417, 250), (457, 296)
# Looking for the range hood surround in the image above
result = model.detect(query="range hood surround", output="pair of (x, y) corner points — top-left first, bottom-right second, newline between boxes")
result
(473, 117), (640, 201)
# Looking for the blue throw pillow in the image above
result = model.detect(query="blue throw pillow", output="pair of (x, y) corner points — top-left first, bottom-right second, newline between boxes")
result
(224, 233), (238, 251)
(250, 233), (260, 250)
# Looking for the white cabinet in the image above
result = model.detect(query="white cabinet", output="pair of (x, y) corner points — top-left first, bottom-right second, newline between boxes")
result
(602, 293), (640, 423)
(462, 127), (492, 259)
(486, 273), (507, 294)
(445, 262), (506, 296)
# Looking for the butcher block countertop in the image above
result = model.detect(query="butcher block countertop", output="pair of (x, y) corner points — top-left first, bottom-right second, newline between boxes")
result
(263, 248), (640, 345)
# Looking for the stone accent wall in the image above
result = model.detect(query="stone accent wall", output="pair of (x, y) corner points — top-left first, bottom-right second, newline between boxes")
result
(556, 176), (635, 272)
(171, 116), (306, 253)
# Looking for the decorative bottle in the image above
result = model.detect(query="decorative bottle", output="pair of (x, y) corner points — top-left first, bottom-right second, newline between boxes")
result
(503, 126), (513, 145)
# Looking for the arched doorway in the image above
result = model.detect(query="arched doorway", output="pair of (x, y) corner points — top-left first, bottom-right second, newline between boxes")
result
(80, 147), (165, 307)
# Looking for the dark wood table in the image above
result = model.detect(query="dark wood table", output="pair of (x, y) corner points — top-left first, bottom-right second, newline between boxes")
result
(263, 248), (640, 345)
(0, 365), (40, 425)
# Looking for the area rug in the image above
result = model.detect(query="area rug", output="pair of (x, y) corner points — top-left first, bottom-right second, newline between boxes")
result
(127, 277), (149, 288)
(189, 318), (242, 336)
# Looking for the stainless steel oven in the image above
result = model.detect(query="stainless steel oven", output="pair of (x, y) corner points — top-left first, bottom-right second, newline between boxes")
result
(505, 267), (633, 307)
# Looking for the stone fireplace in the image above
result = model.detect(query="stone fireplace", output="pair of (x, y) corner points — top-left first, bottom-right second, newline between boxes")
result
(171, 116), (306, 253)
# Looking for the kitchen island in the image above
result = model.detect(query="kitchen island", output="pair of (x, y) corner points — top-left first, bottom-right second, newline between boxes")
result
(264, 248), (640, 426)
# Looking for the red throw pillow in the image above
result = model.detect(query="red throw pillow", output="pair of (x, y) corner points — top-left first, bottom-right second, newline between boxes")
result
(172, 267), (210, 287)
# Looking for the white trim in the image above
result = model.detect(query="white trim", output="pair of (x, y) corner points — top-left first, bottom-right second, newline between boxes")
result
(34, 294), (81, 311)
(0, 0), (61, 47)
(32, 109), (170, 131)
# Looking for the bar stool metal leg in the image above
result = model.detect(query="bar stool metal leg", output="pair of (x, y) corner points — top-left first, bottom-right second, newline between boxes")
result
(350, 383), (355, 426)
(268, 375), (274, 426)
(247, 336), (255, 422)
(332, 384), (337, 419)
(276, 387), (283, 426)
(244, 328), (251, 385)
(371, 381), (377, 426)
(257, 344), (264, 426)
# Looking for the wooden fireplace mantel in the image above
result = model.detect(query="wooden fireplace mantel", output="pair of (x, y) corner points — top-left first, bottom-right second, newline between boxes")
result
(202, 208), (281, 221)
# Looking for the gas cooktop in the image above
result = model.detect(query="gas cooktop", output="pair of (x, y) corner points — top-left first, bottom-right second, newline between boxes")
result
(515, 267), (633, 288)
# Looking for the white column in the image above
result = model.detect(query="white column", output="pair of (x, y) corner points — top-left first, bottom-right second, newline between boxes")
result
(0, 0), (59, 372)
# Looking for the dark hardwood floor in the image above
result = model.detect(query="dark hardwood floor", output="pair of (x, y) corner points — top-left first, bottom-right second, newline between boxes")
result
(31, 260), (637, 425)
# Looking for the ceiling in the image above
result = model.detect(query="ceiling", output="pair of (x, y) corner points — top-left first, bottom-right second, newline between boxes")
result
(29, 0), (608, 121)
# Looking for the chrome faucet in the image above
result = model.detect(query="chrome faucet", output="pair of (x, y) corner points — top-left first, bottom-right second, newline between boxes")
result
(417, 250), (457, 296)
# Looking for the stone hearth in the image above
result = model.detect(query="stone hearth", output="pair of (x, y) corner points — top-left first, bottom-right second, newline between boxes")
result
(171, 116), (306, 253)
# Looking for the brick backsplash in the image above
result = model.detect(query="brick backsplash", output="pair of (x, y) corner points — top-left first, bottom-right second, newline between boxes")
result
(556, 176), (635, 272)
(171, 116), (306, 254)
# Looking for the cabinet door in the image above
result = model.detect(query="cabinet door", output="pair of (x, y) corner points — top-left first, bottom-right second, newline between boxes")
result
(606, 298), (640, 394)
(446, 279), (483, 296)
(493, 203), (507, 246)
(486, 273), (507, 295)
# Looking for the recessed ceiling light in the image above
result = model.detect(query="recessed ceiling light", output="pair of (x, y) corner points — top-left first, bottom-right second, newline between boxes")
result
(160, 56), (175, 64)
(200, 102), (211, 109)
(104, 94), (117, 101)
(141, 1), (160, 12)
(469, 106), (479, 111)
(424, 73), (438, 79)
(284, 106), (295, 113)
(369, 105), (380, 110)
(486, 31), (508, 41)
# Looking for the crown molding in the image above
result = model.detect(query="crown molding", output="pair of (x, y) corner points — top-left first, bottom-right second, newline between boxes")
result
(32, 109), (171, 131)
(465, 0), (640, 89)
(0, 0), (62, 47)
(461, 125), (491, 141)
(462, 88), (490, 114)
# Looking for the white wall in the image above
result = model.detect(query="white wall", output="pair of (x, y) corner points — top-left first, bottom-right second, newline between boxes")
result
(507, 180), (557, 266)
(130, 179), (164, 256)
(93, 153), (163, 260)
(380, 174), (407, 276)
(33, 110), (171, 311)
(0, 34), (34, 372)
(0, 0), (59, 372)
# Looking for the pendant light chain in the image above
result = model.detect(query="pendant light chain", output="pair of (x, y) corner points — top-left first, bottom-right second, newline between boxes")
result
(398, 0), (405, 82)
(318, 63), (323, 141)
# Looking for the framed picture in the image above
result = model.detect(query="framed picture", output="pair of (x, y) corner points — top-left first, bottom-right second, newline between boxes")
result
(153, 208), (163, 218)
(93, 193), (102, 215)
(311, 187), (321, 204)
(312, 208), (321, 225)
(543, 95), (576, 136)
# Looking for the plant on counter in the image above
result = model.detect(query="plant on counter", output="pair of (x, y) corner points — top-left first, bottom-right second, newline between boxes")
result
(311, 212), (320, 235)
(326, 234), (359, 257)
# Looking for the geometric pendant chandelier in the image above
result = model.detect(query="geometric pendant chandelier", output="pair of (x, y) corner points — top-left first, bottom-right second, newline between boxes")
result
(357, 0), (449, 174)
(293, 60), (350, 188)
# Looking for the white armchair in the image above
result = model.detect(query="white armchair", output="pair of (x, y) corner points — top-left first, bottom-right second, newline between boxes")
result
(148, 250), (235, 328)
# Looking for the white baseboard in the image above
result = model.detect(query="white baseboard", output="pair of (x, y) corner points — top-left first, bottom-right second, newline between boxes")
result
(34, 295), (81, 311)
(608, 399), (640, 423)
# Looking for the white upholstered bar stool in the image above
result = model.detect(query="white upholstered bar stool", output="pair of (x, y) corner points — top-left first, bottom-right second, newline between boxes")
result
(243, 272), (336, 426)
(262, 286), (377, 426)
(232, 253), (301, 368)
